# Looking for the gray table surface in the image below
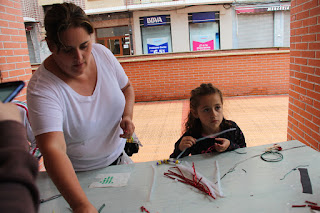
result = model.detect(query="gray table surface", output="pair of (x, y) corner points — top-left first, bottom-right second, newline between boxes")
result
(37, 140), (320, 213)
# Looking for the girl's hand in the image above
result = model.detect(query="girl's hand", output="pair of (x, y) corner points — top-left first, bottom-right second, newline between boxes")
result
(179, 136), (196, 151)
(120, 116), (135, 139)
(214, 138), (230, 152)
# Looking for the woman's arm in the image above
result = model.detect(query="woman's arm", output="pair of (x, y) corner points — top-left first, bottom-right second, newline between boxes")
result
(36, 132), (97, 213)
(120, 81), (135, 139)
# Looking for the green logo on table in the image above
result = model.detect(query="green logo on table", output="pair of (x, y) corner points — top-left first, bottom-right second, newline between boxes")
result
(99, 176), (114, 184)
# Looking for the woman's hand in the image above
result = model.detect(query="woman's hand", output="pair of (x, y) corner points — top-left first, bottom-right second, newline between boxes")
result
(214, 138), (230, 152)
(178, 136), (196, 151)
(120, 116), (135, 139)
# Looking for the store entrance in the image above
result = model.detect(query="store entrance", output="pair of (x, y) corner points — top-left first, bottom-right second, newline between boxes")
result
(97, 36), (130, 56)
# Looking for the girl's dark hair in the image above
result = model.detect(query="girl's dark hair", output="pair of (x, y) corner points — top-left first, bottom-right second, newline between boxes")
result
(185, 83), (230, 135)
(44, 2), (93, 51)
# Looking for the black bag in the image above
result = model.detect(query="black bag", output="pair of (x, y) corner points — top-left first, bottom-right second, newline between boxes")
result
(124, 132), (142, 156)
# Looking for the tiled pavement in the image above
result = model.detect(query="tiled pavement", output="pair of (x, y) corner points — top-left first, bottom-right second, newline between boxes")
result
(131, 95), (289, 163)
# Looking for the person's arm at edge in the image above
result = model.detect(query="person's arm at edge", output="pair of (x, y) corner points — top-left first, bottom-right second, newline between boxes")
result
(0, 103), (39, 213)
(120, 80), (135, 138)
(36, 132), (97, 213)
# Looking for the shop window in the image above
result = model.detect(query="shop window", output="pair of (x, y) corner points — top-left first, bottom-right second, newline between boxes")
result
(96, 26), (132, 56)
(140, 15), (172, 54)
(25, 23), (41, 64)
(188, 12), (220, 51)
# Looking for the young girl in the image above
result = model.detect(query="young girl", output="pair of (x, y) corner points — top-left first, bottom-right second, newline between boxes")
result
(170, 83), (246, 159)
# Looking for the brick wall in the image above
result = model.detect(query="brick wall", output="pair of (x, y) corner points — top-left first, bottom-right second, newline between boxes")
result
(287, 0), (320, 150)
(119, 48), (290, 102)
(0, 0), (32, 102)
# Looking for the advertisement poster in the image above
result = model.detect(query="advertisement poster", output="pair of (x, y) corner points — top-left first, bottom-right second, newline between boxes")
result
(192, 35), (214, 51)
(147, 37), (169, 54)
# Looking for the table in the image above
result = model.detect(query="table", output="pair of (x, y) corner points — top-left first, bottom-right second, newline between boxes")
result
(37, 140), (320, 213)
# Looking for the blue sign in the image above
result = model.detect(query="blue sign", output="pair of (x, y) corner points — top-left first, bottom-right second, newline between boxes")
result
(147, 43), (168, 54)
(144, 15), (167, 27)
(192, 12), (216, 23)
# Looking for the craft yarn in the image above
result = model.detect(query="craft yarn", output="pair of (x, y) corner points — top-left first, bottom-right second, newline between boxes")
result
(260, 151), (283, 162)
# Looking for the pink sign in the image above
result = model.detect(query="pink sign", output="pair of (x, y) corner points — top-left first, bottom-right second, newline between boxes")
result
(193, 40), (214, 51)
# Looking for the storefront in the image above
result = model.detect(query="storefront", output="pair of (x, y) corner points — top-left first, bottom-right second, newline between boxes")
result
(233, 3), (290, 49)
(140, 15), (172, 54)
(132, 4), (232, 55)
(189, 12), (220, 51)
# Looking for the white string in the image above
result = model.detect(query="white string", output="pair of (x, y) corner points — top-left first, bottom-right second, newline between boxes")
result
(147, 165), (156, 202)
(176, 128), (236, 159)
(214, 161), (224, 197)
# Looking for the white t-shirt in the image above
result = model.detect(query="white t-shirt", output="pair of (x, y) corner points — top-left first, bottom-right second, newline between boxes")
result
(27, 43), (128, 171)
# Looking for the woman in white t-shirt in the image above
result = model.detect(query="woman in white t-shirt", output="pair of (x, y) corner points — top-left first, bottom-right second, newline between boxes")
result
(27, 3), (135, 213)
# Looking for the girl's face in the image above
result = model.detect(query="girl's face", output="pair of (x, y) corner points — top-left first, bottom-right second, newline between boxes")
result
(48, 27), (93, 78)
(193, 93), (223, 134)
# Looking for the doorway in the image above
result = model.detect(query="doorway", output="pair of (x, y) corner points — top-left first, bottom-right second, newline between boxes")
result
(97, 36), (131, 56)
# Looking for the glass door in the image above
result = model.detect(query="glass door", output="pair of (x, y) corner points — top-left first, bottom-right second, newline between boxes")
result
(97, 36), (129, 56)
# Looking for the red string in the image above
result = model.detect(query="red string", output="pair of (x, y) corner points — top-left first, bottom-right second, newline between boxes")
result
(140, 206), (150, 213)
(201, 145), (215, 154)
(164, 162), (215, 199)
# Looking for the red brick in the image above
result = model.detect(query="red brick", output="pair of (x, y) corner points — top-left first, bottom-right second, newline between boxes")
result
(296, 11), (311, 20)
(6, 56), (23, 63)
(306, 104), (320, 117)
(295, 72), (308, 80)
(313, 116), (320, 127)
(307, 73), (320, 84)
(1, 28), (19, 35)
(300, 109), (313, 121)
(300, 123), (313, 137)
(303, 0), (319, 11)
(0, 49), (13, 56)
(301, 80), (315, 91)
(305, 133), (319, 150)
(292, 122), (305, 136)
(0, 35), (11, 42)
(3, 42), (20, 49)
(5, 7), (22, 16)
(16, 62), (31, 69)
(13, 49), (29, 55)
(294, 98), (307, 109)
(295, 43), (308, 50)
(8, 21), (24, 29)
(290, 77), (300, 85)
(291, 20), (303, 29)
(301, 34), (316, 42)
(295, 85), (307, 95)
(305, 119), (320, 133)
(300, 65), (315, 74)
(295, 57), (308, 65)
(290, 50), (301, 57)
(309, 6), (320, 17)
(309, 25), (320, 34)
(13, 1), (21, 9)
(303, 17), (317, 27)
(0, 63), (15, 71)
(315, 100), (320, 109)
(11, 35), (27, 42)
